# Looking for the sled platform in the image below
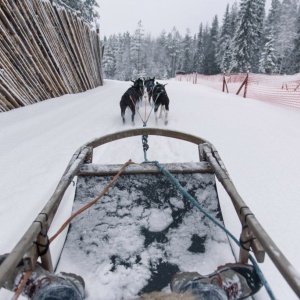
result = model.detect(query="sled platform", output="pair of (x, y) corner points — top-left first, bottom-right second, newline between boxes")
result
(57, 162), (234, 296)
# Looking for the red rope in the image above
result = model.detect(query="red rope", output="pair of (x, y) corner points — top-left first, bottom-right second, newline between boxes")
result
(11, 270), (32, 300)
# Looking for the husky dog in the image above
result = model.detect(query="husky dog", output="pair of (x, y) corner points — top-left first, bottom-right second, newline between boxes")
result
(144, 77), (155, 105)
(152, 82), (170, 125)
(120, 78), (144, 124)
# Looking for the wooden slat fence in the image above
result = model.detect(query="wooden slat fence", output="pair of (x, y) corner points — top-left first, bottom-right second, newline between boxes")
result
(0, 0), (103, 112)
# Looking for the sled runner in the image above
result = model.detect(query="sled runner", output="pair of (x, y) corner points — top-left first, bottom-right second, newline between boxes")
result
(0, 128), (299, 299)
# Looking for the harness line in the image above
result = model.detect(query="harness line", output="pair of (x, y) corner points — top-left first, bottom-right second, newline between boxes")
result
(129, 90), (163, 127)
(129, 95), (146, 125)
(144, 91), (162, 125)
(134, 89), (162, 162)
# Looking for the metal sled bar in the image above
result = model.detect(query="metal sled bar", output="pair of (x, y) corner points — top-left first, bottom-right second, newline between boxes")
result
(0, 147), (90, 288)
(78, 162), (214, 176)
(201, 143), (300, 298)
(84, 127), (209, 152)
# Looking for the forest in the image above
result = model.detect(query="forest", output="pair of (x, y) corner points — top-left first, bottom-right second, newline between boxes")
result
(100, 0), (300, 80)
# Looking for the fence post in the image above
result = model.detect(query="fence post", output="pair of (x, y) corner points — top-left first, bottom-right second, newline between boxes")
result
(243, 69), (250, 98)
(236, 68), (250, 97)
(222, 69), (229, 93)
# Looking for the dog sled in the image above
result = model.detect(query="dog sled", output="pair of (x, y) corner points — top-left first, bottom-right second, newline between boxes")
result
(0, 128), (299, 299)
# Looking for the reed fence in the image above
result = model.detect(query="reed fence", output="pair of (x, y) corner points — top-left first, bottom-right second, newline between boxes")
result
(0, 0), (103, 112)
(177, 72), (300, 110)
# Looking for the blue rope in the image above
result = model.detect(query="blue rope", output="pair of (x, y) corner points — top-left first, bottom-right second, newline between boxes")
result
(141, 124), (149, 162)
(148, 160), (276, 300)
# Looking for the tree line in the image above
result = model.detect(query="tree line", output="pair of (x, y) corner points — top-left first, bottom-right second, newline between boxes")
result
(101, 0), (300, 80)
(60, 0), (99, 23)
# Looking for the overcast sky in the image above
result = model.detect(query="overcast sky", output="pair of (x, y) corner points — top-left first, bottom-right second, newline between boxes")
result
(97, 0), (272, 38)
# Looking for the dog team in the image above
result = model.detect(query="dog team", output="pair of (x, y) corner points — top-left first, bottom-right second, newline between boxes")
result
(120, 77), (170, 125)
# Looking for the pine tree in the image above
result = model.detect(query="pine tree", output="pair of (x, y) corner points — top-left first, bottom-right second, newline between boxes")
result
(229, 2), (239, 35)
(182, 29), (193, 73)
(81, 0), (99, 23)
(254, 0), (266, 69)
(143, 34), (156, 78)
(61, 0), (99, 23)
(217, 4), (233, 71)
(276, 0), (298, 74)
(121, 32), (133, 80)
(202, 16), (220, 75)
(114, 34), (126, 80)
(292, 5), (300, 73)
(166, 27), (182, 77)
(230, 0), (266, 73)
(262, 0), (282, 73)
(154, 30), (169, 79)
(102, 42), (116, 79)
(131, 21), (145, 77)
(202, 25), (211, 74)
(259, 29), (278, 74)
(194, 24), (204, 73)
(265, 0), (282, 37)
(210, 15), (221, 74)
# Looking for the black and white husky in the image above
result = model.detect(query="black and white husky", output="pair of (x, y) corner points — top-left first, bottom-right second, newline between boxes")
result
(152, 82), (170, 125)
(120, 78), (144, 124)
(144, 77), (155, 105)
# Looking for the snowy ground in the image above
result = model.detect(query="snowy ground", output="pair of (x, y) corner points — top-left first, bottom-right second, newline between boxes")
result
(0, 79), (299, 299)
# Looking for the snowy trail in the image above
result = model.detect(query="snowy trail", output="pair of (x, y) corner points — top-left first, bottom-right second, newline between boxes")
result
(0, 79), (300, 299)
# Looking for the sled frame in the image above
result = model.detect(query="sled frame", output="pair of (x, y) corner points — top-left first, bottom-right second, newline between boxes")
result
(0, 128), (299, 298)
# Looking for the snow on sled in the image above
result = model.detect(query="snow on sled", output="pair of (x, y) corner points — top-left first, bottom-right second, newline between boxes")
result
(0, 128), (299, 300)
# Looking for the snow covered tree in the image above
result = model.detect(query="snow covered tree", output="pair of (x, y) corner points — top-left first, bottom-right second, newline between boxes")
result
(217, 4), (233, 71)
(102, 42), (116, 79)
(194, 24), (204, 73)
(202, 25), (211, 74)
(292, 5), (300, 73)
(259, 29), (278, 74)
(261, 0), (282, 73)
(166, 27), (182, 77)
(202, 16), (220, 75)
(81, 0), (99, 23)
(230, 0), (266, 73)
(131, 21), (145, 77)
(111, 32), (133, 81)
(153, 30), (169, 79)
(61, 0), (99, 23)
(229, 2), (239, 35)
(182, 29), (193, 73)
(265, 0), (282, 38)
(143, 34), (156, 78)
(254, 0), (266, 68)
(210, 15), (221, 74)
(276, 0), (298, 74)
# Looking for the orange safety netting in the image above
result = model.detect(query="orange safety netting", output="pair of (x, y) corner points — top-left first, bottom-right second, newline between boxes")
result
(176, 73), (300, 110)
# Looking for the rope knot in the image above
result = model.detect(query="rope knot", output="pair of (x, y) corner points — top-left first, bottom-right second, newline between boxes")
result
(141, 134), (149, 162)
(142, 135), (149, 151)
